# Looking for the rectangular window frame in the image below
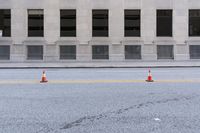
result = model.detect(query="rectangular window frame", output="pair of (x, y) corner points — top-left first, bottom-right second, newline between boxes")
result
(189, 45), (200, 59)
(27, 45), (43, 60)
(92, 10), (109, 37)
(189, 9), (200, 37)
(157, 45), (174, 60)
(59, 45), (76, 60)
(156, 9), (173, 37)
(60, 9), (76, 37)
(0, 45), (10, 60)
(124, 10), (141, 37)
(92, 45), (109, 60)
(125, 45), (142, 59)
(28, 9), (44, 37)
(0, 9), (11, 37)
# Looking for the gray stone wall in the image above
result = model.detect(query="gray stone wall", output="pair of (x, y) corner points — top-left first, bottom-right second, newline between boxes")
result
(0, 0), (199, 63)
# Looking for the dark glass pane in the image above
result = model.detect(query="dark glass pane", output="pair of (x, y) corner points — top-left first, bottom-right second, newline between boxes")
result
(60, 10), (76, 37)
(125, 45), (141, 59)
(92, 10), (108, 37)
(157, 10), (172, 37)
(27, 46), (43, 60)
(0, 9), (11, 37)
(189, 10), (200, 36)
(157, 45), (174, 59)
(60, 45), (76, 59)
(125, 10), (140, 37)
(0, 45), (10, 60)
(92, 45), (109, 59)
(190, 45), (200, 59)
(28, 10), (44, 37)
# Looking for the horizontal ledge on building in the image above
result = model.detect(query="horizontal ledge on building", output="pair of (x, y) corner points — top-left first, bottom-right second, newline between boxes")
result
(89, 42), (112, 45)
(89, 38), (111, 45)
(23, 38), (47, 45)
(121, 39), (144, 45)
(153, 39), (176, 45)
(0, 38), (13, 45)
(56, 40), (79, 45)
(186, 40), (200, 45)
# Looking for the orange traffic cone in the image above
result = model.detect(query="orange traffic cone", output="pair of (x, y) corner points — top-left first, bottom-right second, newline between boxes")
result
(146, 69), (154, 82)
(40, 70), (48, 83)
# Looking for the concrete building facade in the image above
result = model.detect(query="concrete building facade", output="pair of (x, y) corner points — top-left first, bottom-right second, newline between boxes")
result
(0, 0), (200, 67)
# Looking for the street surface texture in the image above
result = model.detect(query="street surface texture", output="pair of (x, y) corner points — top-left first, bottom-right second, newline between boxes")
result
(0, 68), (200, 133)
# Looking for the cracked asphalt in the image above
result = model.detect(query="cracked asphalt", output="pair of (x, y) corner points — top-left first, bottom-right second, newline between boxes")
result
(0, 68), (200, 133)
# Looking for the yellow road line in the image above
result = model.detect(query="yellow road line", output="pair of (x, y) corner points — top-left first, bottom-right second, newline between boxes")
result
(156, 80), (197, 83)
(0, 80), (38, 84)
(0, 79), (199, 84)
(50, 80), (145, 84)
(50, 80), (200, 84)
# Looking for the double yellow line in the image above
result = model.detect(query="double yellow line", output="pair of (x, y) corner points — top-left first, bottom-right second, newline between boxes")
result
(0, 79), (199, 84)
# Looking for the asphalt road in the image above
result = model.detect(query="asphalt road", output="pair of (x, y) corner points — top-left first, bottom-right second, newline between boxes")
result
(0, 68), (200, 133)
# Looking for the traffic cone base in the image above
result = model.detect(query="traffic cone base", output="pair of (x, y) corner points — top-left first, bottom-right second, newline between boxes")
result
(146, 79), (154, 82)
(40, 79), (48, 83)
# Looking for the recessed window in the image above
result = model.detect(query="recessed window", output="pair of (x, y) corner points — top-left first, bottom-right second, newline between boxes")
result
(92, 45), (109, 59)
(124, 10), (140, 37)
(60, 10), (76, 37)
(28, 9), (44, 37)
(189, 45), (200, 59)
(60, 45), (76, 60)
(157, 10), (172, 37)
(125, 45), (141, 59)
(92, 10), (109, 37)
(27, 45), (43, 60)
(157, 45), (174, 59)
(189, 10), (200, 36)
(0, 45), (10, 60)
(0, 9), (11, 37)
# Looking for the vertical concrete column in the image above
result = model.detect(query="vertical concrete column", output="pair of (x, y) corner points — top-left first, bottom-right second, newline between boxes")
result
(109, 0), (124, 61)
(141, 0), (157, 60)
(11, 1), (26, 44)
(109, 0), (124, 44)
(11, 0), (26, 61)
(77, 0), (91, 61)
(44, 0), (59, 44)
(173, 0), (189, 60)
(44, 0), (60, 61)
(77, 0), (91, 44)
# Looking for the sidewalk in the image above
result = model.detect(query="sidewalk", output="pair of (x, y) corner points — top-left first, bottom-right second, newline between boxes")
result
(0, 61), (200, 68)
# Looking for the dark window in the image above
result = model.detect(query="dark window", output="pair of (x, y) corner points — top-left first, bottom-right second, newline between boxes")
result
(92, 45), (109, 59)
(125, 45), (141, 59)
(0, 45), (10, 60)
(60, 45), (76, 60)
(92, 10), (109, 37)
(60, 10), (76, 37)
(157, 45), (174, 59)
(28, 9), (44, 37)
(27, 45), (43, 60)
(190, 45), (200, 59)
(124, 10), (140, 37)
(189, 10), (200, 36)
(0, 9), (11, 37)
(157, 10), (172, 37)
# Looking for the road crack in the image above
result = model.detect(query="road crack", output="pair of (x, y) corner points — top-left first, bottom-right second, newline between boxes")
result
(61, 96), (193, 130)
